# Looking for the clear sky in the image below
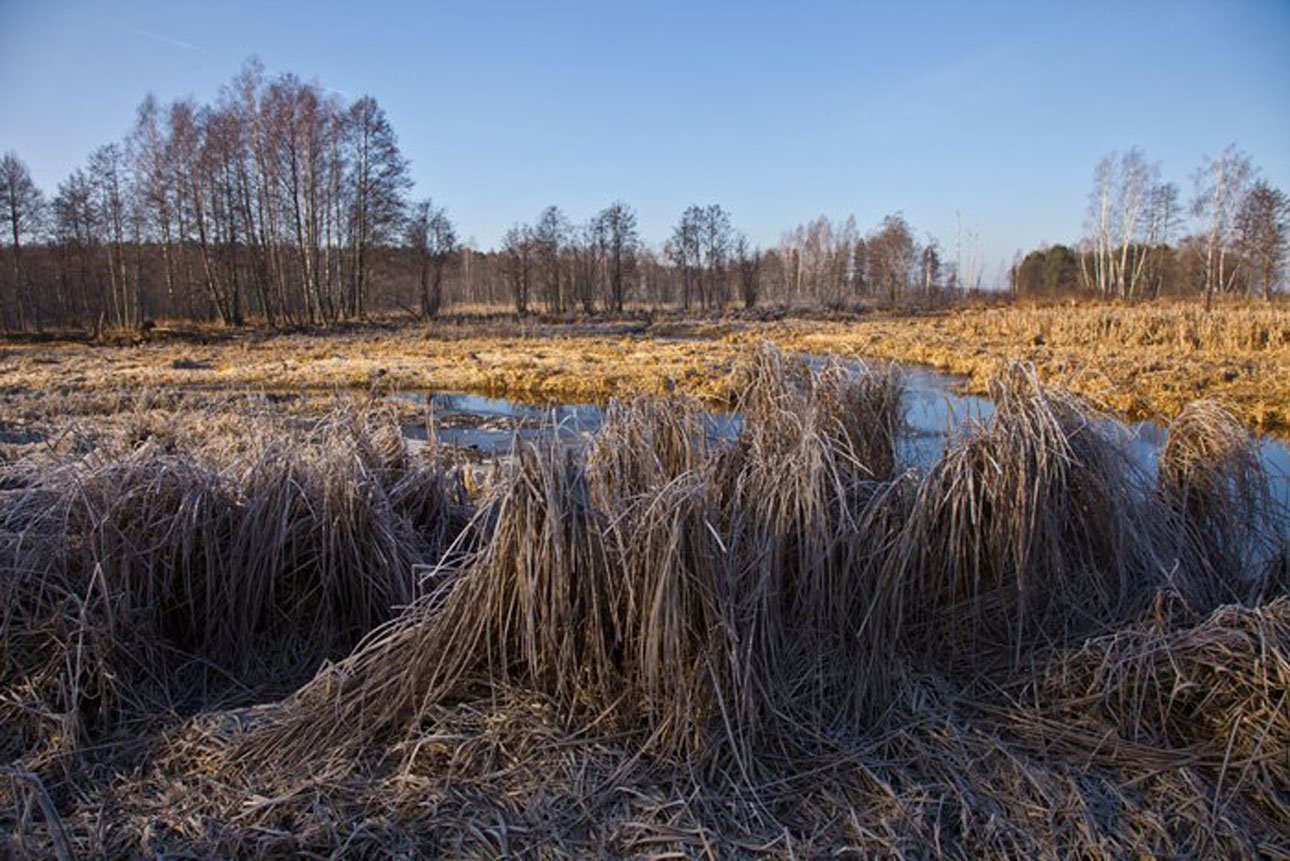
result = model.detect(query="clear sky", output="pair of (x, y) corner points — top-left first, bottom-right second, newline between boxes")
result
(1, 0), (1287, 282)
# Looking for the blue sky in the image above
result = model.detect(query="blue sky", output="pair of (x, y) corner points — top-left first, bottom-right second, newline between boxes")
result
(1, 0), (1287, 282)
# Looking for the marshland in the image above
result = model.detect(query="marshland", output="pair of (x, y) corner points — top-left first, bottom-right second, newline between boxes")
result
(5, 2), (1290, 856)
(3, 328), (1289, 856)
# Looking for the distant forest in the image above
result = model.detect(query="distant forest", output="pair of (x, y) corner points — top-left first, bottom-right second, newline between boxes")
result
(1, 60), (1286, 333)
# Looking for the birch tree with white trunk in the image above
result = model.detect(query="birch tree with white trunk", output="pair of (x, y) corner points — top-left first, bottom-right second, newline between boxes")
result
(1192, 145), (1254, 310)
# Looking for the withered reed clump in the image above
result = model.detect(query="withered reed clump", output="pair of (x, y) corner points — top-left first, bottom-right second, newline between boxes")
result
(615, 474), (737, 759)
(877, 365), (1166, 675)
(1018, 595), (1290, 845)
(1159, 399), (1284, 607)
(586, 392), (715, 506)
(1, 448), (241, 777)
(248, 346), (911, 767)
(4, 344), (1289, 857)
(0, 485), (75, 766)
(715, 347), (906, 734)
(731, 345), (904, 482)
(247, 444), (734, 765)
(0, 407), (469, 776)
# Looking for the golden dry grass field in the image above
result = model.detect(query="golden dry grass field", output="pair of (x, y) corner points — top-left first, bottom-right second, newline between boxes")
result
(2, 298), (1287, 433)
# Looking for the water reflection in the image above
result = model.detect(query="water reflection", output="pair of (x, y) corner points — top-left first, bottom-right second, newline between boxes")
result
(394, 360), (1288, 516)
(398, 391), (742, 453)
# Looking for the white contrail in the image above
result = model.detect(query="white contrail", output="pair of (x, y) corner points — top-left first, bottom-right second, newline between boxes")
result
(128, 27), (200, 52)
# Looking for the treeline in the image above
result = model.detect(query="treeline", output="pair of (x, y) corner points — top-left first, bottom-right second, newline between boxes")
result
(5, 60), (1285, 334)
(1012, 147), (1288, 304)
(478, 207), (965, 316)
(2, 59), (413, 332)
(0, 59), (990, 333)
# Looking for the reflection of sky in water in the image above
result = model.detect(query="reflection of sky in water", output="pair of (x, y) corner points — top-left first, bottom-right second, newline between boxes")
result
(396, 392), (599, 451)
(434, 393), (602, 427)
(1118, 419), (1289, 515)
(895, 365), (994, 466)
(398, 391), (742, 453)
(394, 358), (1289, 519)
(398, 391), (602, 425)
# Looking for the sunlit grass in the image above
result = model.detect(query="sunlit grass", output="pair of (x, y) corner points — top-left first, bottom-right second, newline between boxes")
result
(2, 346), (1286, 855)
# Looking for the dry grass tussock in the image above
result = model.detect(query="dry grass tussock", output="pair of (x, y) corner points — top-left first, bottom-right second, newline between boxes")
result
(2, 345), (1288, 857)
(1, 405), (470, 776)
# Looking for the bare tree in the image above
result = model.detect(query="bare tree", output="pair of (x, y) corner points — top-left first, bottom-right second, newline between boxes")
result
(734, 234), (761, 309)
(669, 206), (703, 311)
(666, 204), (736, 311)
(36, 53), (1290, 330)
(953, 211), (982, 296)
(406, 198), (457, 318)
(781, 216), (824, 303)
(500, 223), (534, 314)
(200, 102), (250, 325)
(1235, 180), (1289, 300)
(851, 237), (869, 297)
(52, 167), (100, 328)
(1085, 156), (1115, 296)
(1192, 145), (1254, 309)
(569, 222), (602, 314)
(128, 95), (181, 315)
(636, 246), (670, 307)
(533, 205), (568, 314)
(779, 215), (860, 306)
(1111, 149), (1154, 299)
(0, 151), (46, 329)
(166, 98), (204, 320)
(1142, 181), (1181, 298)
(345, 95), (410, 318)
(1114, 152), (1155, 302)
(592, 201), (638, 313)
(1083, 149), (1174, 299)
(920, 239), (942, 299)
(6, 58), (442, 331)
(699, 204), (733, 309)
(264, 73), (338, 322)
(867, 214), (915, 303)
(87, 143), (143, 329)
(230, 58), (286, 325)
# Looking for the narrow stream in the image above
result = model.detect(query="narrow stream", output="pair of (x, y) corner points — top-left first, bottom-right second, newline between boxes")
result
(395, 359), (1290, 518)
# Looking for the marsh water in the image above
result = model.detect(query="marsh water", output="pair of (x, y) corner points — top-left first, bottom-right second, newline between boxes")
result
(400, 391), (743, 451)
(396, 357), (1289, 519)
(396, 361), (991, 458)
